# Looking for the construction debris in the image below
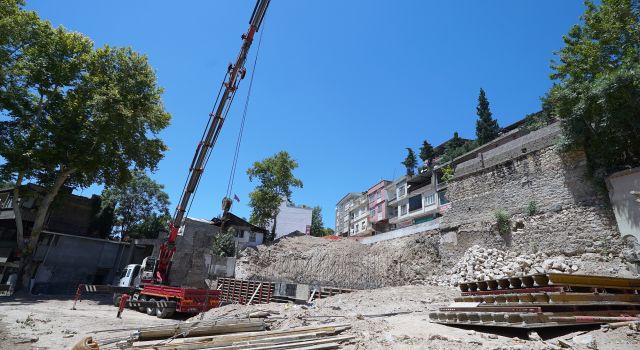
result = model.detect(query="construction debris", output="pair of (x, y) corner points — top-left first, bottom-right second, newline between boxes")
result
(431, 273), (640, 328)
(74, 309), (353, 350)
(447, 245), (581, 285)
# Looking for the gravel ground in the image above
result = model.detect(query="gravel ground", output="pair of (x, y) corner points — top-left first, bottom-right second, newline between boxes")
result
(0, 292), (179, 349)
(1, 285), (640, 349)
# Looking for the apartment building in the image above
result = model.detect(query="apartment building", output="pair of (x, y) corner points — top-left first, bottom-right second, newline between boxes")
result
(367, 180), (392, 233)
(386, 170), (441, 230)
(335, 192), (362, 237)
(348, 193), (370, 236)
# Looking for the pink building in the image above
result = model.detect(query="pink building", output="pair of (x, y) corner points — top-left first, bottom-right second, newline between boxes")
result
(367, 180), (392, 234)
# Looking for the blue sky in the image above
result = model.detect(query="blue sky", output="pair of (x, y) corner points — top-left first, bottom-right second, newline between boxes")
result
(27, 0), (585, 229)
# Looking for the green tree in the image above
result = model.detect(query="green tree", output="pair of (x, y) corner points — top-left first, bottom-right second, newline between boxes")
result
(0, 3), (170, 283)
(475, 88), (500, 144)
(247, 151), (303, 242)
(419, 140), (435, 170)
(212, 227), (236, 257)
(311, 206), (330, 237)
(401, 148), (417, 176)
(322, 227), (335, 236)
(548, 0), (640, 178)
(439, 132), (476, 164)
(101, 171), (170, 240)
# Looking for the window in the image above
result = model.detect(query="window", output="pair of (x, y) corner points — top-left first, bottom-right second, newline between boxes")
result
(424, 194), (436, 206)
(409, 195), (422, 211)
(249, 232), (256, 242)
(397, 185), (406, 198)
(376, 204), (382, 213)
(369, 209), (375, 217)
(438, 191), (449, 205)
(400, 204), (408, 216)
(0, 193), (10, 209)
(368, 193), (375, 203)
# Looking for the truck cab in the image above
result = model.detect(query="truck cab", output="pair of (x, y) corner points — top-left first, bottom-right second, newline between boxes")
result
(117, 263), (141, 288)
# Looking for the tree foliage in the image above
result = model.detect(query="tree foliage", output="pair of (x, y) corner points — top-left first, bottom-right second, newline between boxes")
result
(419, 140), (435, 170)
(212, 227), (236, 257)
(247, 151), (303, 241)
(401, 148), (417, 176)
(101, 171), (170, 240)
(310, 206), (332, 237)
(0, 2), (170, 254)
(311, 206), (323, 237)
(437, 132), (477, 164)
(548, 0), (640, 177)
(475, 88), (500, 145)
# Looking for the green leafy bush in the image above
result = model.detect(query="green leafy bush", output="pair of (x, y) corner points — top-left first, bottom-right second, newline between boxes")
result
(495, 210), (511, 235)
(526, 201), (538, 216)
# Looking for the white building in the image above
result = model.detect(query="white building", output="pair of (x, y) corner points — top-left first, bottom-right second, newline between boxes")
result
(272, 199), (313, 240)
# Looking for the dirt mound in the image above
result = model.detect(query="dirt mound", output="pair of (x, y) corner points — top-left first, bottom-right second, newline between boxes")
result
(235, 233), (441, 289)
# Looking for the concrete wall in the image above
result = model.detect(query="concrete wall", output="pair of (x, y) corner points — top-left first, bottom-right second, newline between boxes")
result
(274, 201), (312, 239)
(360, 219), (440, 245)
(170, 218), (239, 288)
(31, 233), (150, 294)
(454, 123), (561, 178)
(607, 167), (640, 242)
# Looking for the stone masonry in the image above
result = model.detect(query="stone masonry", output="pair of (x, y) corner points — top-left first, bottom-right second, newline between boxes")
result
(440, 144), (622, 264)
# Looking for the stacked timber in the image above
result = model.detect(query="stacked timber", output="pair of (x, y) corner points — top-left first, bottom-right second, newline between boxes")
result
(430, 273), (640, 328)
(130, 324), (353, 350)
(81, 311), (354, 350)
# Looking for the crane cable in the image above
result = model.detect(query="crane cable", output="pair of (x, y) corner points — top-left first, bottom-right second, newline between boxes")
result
(225, 18), (266, 200)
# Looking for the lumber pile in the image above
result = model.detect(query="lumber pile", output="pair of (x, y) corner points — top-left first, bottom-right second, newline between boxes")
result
(79, 311), (353, 350)
(130, 324), (353, 350)
(430, 273), (640, 328)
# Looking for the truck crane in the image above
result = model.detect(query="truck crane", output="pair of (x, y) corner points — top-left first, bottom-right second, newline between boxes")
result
(72, 0), (270, 318)
(153, 0), (270, 286)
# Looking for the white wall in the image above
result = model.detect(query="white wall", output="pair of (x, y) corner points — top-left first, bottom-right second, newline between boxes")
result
(274, 200), (312, 239)
(607, 167), (640, 242)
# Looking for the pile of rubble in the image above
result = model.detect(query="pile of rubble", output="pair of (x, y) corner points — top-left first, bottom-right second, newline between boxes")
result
(433, 245), (638, 287)
(447, 245), (579, 285)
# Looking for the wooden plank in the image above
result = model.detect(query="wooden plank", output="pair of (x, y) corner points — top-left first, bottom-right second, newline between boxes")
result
(248, 283), (263, 305)
(133, 328), (351, 350)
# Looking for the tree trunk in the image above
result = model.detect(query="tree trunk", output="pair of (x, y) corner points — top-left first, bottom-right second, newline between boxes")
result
(269, 215), (277, 242)
(19, 168), (75, 290)
(27, 168), (76, 252)
(12, 172), (24, 251)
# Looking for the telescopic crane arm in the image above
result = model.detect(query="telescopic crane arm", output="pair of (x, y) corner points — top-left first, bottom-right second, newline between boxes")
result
(154, 0), (270, 284)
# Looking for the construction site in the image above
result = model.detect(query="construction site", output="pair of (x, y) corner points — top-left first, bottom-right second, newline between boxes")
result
(1, 0), (640, 349)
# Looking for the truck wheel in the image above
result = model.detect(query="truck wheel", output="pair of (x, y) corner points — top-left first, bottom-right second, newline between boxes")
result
(112, 293), (122, 307)
(137, 295), (148, 312)
(146, 298), (157, 316)
(156, 302), (175, 319)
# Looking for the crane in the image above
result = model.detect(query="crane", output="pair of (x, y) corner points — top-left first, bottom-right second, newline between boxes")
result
(154, 0), (270, 284)
(72, 0), (272, 318)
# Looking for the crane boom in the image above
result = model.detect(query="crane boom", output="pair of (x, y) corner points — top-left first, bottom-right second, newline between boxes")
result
(154, 0), (270, 284)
